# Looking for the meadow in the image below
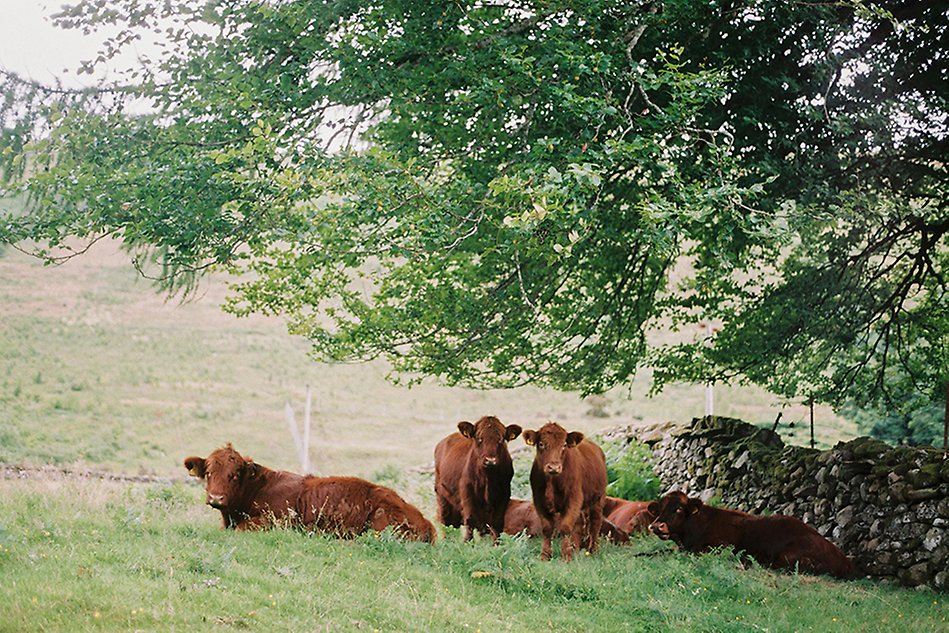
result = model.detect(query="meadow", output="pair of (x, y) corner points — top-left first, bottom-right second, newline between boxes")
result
(0, 476), (944, 633)
(4, 240), (944, 631)
(0, 240), (853, 483)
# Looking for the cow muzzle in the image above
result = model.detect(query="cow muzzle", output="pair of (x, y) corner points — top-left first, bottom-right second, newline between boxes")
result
(649, 522), (670, 539)
(207, 494), (226, 508)
(544, 463), (562, 476)
(482, 456), (498, 467)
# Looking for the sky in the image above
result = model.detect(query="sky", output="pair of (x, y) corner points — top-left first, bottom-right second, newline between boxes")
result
(0, 1), (153, 85)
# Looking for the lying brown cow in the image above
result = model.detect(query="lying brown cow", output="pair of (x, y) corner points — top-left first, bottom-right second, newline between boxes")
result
(433, 416), (521, 541)
(503, 498), (542, 537)
(648, 491), (855, 578)
(504, 498), (629, 544)
(184, 444), (435, 543)
(523, 422), (608, 560)
(603, 496), (655, 536)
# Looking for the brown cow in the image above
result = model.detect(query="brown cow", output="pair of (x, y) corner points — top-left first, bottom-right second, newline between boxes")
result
(603, 496), (656, 536)
(184, 444), (435, 543)
(504, 497), (629, 544)
(433, 416), (521, 541)
(522, 422), (608, 560)
(503, 498), (542, 537)
(648, 491), (855, 579)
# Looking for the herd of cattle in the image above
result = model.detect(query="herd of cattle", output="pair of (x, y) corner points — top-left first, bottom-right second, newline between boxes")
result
(184, 415), (855, 579)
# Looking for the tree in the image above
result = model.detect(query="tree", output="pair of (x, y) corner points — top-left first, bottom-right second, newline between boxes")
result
(1, 1), (946, 416)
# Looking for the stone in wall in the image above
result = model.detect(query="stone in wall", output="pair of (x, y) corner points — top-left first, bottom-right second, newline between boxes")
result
(608, 416), (949, 591)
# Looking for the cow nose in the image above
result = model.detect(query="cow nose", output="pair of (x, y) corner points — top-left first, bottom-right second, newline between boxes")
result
(650, 523), (667, 538)
(544, 463), (562, 475)
(483, 456), (498, 467)
(207, 494), (225, 507)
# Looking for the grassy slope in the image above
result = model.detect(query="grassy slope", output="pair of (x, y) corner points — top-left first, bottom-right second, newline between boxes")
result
(1, 242), (943, 631)
(0, 240), (853, 484)
(0, 477), (944, 633)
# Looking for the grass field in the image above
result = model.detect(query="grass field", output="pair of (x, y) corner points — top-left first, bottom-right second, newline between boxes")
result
(0, 476), (944, 633)
(6, 239), (938, 632)
(0, 239), (854, 483)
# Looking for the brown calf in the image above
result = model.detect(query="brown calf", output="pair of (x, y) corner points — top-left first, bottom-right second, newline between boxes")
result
(523, 422), (608, 560)
(648, 491), (855, 579)
(603, 496), (655, 536)
(504, 497), (629, 544)
(503, 498), (542, 537)
(433, 416), (521, 541)
(184, 444), (435, 542)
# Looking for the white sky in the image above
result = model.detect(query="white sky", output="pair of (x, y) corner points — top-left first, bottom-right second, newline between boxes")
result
(0, 1), (154, 85)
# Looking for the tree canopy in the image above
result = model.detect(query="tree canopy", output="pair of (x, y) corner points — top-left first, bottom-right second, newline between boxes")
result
(1, 0), (946, 411)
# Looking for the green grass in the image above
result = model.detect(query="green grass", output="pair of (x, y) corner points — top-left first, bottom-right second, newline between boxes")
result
(0, 477), (944, 633)
(0, 241), (941, 630)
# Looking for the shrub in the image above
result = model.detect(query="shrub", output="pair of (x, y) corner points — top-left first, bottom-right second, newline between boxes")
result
(598, 437), (661, 501)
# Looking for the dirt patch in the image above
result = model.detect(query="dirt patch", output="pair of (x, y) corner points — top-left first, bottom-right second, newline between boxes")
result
(0, 462), (184, 485)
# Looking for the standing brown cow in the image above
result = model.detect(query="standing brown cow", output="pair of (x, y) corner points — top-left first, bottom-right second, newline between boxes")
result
(648, 491), (855, 579)
(603, 496), (656, 536)
(433, 416), (522, 541)
(184, 444), (435, 542)
(523, 422), (608, 560)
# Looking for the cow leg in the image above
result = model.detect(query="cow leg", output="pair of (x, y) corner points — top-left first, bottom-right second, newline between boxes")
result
(437, 496), (462, 529)
(489, 507), (506, 544)
(462, 516), (477, 542)
(560, 531), (574, 561)
(557, 516), (575, 561)
(540, 519), (554, 561)
(236, 515), (271, 531)
(586, 506), (603, 554)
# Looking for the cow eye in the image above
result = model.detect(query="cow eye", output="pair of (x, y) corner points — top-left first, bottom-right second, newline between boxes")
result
(538, 442), (545, 449)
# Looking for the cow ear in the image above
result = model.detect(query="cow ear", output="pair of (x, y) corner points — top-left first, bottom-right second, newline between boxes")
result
(687, 498), (703, 514)
(505, 425), (522, 441)
(647, 501), (659, 515)
(522, 430), (537, 446)
(565, 432), (585, 447)
(457, 421), (476, 439)
(184, 457), (206, 478)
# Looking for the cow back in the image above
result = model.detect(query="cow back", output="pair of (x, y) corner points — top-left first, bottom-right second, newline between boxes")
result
(433, 433), (468, 525)
(604, 497), (654, 535)
(300, 476), (436, 543)
(504, 498), (542, 536)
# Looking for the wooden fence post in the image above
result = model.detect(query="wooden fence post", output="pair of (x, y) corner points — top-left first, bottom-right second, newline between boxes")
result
(809, 398), (815, 449)
(302, 384), (312, 474)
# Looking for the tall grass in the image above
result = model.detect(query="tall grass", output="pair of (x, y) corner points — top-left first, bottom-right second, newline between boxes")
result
(0, 478), (943, 632)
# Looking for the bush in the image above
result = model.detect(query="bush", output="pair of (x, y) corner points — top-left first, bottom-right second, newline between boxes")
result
(597, 437), (661, 501)
(841, 394), (944, 447)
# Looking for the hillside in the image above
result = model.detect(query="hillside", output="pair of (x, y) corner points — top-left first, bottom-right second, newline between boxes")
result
(0, 239), (855, 482)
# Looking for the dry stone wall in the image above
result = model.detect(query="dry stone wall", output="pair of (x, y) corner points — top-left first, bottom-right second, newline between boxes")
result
(609, 416), (949, 590)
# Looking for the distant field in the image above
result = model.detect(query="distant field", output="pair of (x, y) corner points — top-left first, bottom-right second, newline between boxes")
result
(0, 239), (854, 484)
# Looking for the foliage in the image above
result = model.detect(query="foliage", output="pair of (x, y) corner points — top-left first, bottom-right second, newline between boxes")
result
(0, 1), (945, 409)
(600, 437), (661, 501)
(841, 395), (945, 447)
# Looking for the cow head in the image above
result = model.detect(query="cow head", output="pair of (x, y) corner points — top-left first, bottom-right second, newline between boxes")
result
(648, 491), (701, 540)
(522, 422), (584, 477)
(183, 443), (260, 509)
(457, 416), (522, 468)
